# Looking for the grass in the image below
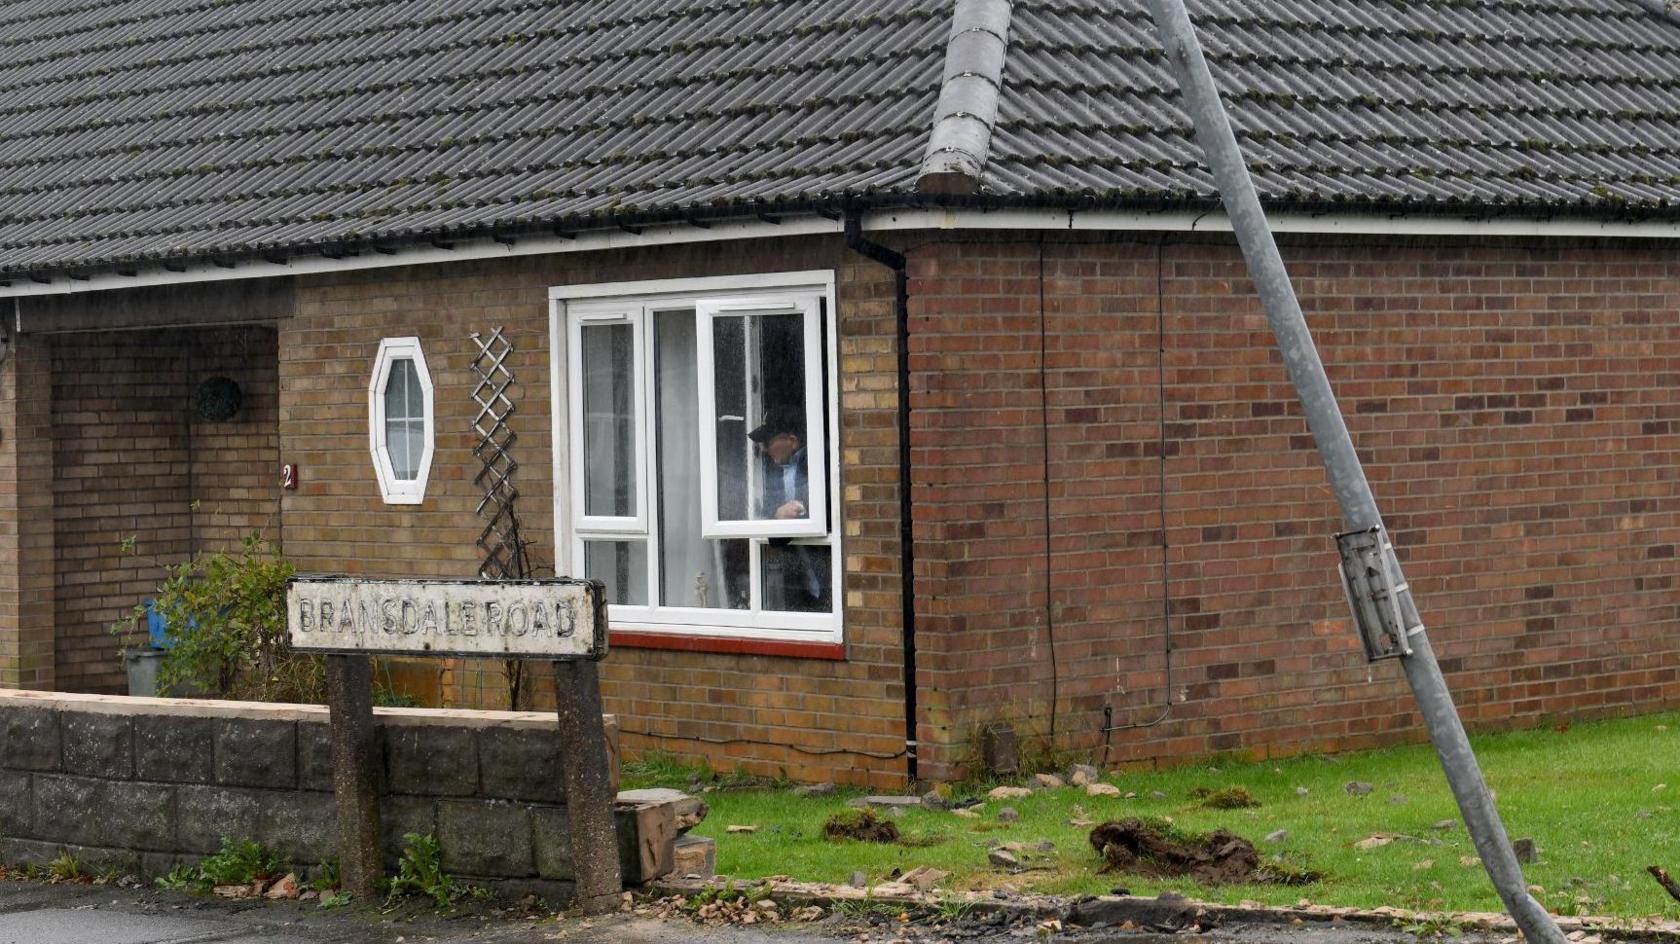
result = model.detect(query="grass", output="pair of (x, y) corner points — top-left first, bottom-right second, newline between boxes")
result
(626, 711), (1680, 920)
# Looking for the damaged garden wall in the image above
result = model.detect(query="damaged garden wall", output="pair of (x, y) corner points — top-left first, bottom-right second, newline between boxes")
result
(0, 689), (644, 898)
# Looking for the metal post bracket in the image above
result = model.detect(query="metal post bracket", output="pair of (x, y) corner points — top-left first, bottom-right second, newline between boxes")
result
(1335, 526), (1419, 661)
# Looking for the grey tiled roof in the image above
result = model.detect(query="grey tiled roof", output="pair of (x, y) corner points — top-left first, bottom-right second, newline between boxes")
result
(1, 0), (1678, 280)
(990, 0), (1680, 212)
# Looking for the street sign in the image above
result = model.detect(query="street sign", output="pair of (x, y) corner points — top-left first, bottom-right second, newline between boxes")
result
(286, 576), (607, 660)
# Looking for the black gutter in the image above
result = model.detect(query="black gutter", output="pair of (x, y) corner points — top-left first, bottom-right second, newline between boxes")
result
(843, 212), (918, 785)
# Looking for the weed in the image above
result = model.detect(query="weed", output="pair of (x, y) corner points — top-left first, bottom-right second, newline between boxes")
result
(1395, 914), (1465, 939)
(155, 864), (200, 891)
(683, 878), (774, 913)
(199, 837), (286, 887)
(306, 859), (341, 893)
(832, 896), (903, 921)
(318, 889), (353, 909)
(386, 833), (454, 910)
(46, 853), (84, 883)
(928, 896), (979, 923)
(945, 724), (1088, 795)
(621, 749), (711, 788)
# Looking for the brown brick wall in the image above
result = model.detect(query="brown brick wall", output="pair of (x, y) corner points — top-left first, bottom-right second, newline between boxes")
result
(279, 234), (910, 787)
(908, 234), (1680, 779)
(50, 325), (281, 692)
(0, 336), (55, 689)
(189, 329), (283, 552)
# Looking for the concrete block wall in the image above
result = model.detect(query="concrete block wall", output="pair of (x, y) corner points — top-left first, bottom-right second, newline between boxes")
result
(0, 690), (625, 896)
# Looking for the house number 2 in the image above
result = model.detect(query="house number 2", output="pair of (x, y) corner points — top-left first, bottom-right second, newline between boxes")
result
(280, 463), (299, 490)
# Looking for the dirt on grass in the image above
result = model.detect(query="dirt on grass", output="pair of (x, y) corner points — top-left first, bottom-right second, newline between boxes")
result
(1189, 786), (1261, 809)
(822, 810), (901, 844)
(1088, 818), (1317, 886)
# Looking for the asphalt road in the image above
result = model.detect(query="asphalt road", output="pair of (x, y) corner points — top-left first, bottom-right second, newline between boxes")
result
(0, 879), (1523, 944)
(0, 881), (841, 944)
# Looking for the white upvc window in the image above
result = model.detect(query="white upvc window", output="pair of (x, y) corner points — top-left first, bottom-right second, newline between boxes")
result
(368, 337), (435, 505)
(551, 272), (840, 642)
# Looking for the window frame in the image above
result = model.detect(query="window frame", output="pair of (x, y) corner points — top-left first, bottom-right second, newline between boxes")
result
(550, 271), (841, 644)
(368, 336), (435, 505)
(566, 304), (649, 535)
(694, 294), (829, 539)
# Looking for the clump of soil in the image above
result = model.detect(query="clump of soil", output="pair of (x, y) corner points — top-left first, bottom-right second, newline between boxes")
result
(1189, 786), (1260, 809)
(1088, 818), (1317, 886)
(822, 809), (901, 844)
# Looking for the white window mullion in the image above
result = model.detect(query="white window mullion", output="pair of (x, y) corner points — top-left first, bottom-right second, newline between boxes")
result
(640, 303), (663, 613)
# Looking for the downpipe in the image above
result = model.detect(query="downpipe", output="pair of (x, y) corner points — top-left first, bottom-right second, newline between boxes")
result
(844, 213), (919, 784)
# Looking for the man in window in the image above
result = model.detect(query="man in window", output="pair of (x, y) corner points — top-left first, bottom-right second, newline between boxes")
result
(748, 408), (828, 611)
(749, 406), (809, 521)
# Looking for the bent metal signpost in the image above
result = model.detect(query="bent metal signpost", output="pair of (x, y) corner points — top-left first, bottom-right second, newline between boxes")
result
(286, 576), (621, 913)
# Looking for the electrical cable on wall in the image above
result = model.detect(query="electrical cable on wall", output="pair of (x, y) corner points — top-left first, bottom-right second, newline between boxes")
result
(618, 724), (907, 760)
(1101, 235), (1178, 766)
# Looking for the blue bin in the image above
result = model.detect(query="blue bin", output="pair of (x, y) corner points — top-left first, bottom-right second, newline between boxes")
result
(144, 599), (173, 649)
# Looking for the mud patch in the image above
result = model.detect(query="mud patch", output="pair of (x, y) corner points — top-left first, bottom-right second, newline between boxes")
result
(1189, 786), (1260, 809)
(1088, 818), (1318, 885)
(823, 810), (901, 844)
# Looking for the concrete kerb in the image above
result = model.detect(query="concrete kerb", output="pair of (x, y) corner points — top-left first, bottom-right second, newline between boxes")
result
(650, 877), (1680, 943)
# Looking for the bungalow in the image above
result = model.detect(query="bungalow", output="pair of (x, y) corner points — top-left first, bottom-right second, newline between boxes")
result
(0, 0), (1677, 787)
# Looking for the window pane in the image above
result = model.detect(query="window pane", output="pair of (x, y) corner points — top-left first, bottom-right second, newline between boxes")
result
(386, 419), (422, 480)
(405, 357), (425, 417)
(762, 543), (832, 613)
(581, 323), (637, 517)
(656, 309), (749, 609)
(712, 311), (807, 524)
(584, 540), (647, 606)
(384, 357), (419, 422)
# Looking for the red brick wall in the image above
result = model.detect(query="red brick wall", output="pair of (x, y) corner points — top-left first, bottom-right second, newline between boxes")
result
(908, 234), (1680, 779)
(278, 234), (910, 787)
(50, 326), (280, 692)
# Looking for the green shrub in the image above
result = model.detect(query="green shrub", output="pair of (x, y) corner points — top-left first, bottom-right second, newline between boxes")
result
(114, 533), (322, 703)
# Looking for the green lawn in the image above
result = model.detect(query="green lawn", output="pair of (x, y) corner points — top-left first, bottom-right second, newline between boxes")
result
(626, 712), (1680, 920)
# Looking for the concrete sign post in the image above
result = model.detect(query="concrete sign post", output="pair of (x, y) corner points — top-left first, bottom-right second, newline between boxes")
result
(288, 577), (619, 912)
(324, 654), (380, 902)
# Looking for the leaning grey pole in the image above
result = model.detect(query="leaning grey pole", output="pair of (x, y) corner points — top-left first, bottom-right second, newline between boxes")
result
(1144, 3), (1565, 942)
